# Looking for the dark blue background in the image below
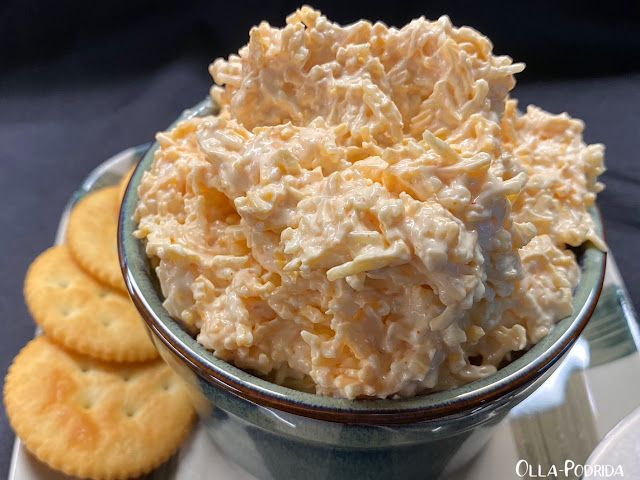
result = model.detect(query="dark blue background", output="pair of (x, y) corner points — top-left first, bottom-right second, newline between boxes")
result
(1, 1), (639, 476)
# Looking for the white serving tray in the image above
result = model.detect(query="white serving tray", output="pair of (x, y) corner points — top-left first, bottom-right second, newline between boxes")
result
(9, 147), (640, 480)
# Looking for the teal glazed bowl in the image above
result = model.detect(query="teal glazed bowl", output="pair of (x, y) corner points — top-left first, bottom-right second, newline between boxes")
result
(119, 99), (606, 480)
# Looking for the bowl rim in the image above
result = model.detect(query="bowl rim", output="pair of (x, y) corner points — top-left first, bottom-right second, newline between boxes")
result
(118, 98), (606, 425)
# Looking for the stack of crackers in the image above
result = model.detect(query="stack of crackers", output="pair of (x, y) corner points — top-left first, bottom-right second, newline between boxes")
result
(4, 172), (195, 479)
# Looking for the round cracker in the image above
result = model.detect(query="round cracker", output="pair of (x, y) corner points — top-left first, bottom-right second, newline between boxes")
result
(4, 336), (195, 480)
(68, 186), (126, 292)
(25, 246), (158, 362)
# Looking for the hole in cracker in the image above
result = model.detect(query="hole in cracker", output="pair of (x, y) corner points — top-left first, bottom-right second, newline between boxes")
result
(80, 388), (98, 410)
(57, 280), (70, 289)
(125, 407), (138, 417)
(161, 381), (172, 392)
(98, 290), (110, 299)
(121, 373), (133, 382)
(97, 313), (113, 327)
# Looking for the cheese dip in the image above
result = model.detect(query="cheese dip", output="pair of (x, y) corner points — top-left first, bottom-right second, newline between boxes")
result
(135, 7), (605, 399)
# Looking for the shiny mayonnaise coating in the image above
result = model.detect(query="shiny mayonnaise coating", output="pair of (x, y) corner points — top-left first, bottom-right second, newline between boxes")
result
(135, 7), (605, 399)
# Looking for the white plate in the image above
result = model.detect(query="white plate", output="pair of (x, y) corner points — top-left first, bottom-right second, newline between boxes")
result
(9, 147), (640, 480)
(585, 406), (640, 480)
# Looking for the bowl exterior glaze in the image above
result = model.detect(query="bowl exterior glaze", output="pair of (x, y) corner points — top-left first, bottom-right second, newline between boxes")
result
(119, 99), (606, 480)
(150, 332), (562, 480)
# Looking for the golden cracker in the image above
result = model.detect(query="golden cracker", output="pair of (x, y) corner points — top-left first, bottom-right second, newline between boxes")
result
(67, 186), (126, 292)
(25, 246), (158, 362)
(4, 336), (195, 480)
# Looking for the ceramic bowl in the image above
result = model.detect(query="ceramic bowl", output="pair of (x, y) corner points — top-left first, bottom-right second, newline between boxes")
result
(118, 98), (606, 480)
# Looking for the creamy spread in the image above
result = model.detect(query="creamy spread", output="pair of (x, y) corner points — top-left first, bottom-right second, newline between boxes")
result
(134, 7), (605, 399)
